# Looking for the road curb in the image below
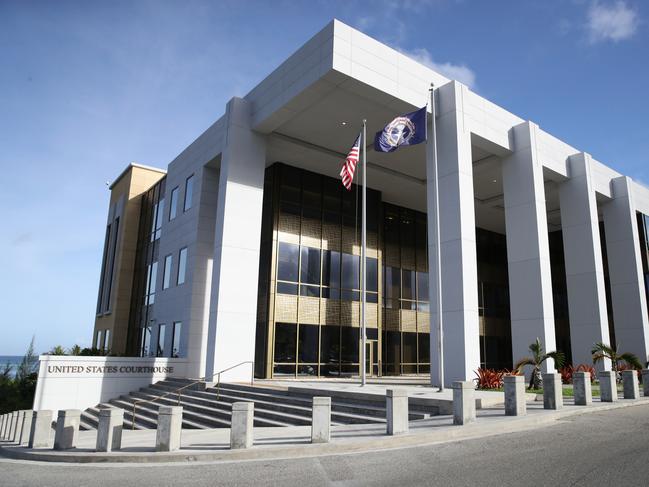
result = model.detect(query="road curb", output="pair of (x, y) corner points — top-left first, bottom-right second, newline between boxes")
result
(1, 399), (648, 465)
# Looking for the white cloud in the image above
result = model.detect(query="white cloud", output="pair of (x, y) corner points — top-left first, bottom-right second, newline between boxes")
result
(400, 47), (476, 89)
(587, 1), (639, 43)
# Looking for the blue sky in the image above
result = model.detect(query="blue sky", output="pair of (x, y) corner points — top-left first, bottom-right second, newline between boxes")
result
(0, 0), (647, 355)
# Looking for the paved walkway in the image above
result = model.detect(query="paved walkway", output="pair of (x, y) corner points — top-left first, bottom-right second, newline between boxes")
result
(2, 396), (648, 464)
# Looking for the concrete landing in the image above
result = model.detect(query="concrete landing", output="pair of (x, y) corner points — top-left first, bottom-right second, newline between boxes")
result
(256, 378), (516, 415)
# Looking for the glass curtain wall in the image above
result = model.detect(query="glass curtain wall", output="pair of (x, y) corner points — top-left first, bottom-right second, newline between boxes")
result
(126, 177), (166, 356)
(256, 163), (529, 377)
(256, 164), (380, 378)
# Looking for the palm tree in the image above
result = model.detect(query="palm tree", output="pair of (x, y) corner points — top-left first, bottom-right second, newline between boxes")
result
(591, 342), (642, 376)
(49, 345), (66, 356)
(514, 338), (565, 390)
(68, 345), (82, 356)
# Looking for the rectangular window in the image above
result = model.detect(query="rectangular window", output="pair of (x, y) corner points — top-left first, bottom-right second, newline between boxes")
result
(103, 329), (111, 352)
(177, 247), (187, 285)
(157, 324), (166, 357)
(141, 326), (152, 357)
(145, 261), (158, 305)
(322, 250), (340, 288)
(184, 175), (194, 212)
(277, 242), (299, 282)
(151, 199), (164, 241)
(96, 224), (111, 314)
(104, 217), (119, 312)
(300, 247), (321, 285)
(169, 186), (179, 221)
(162, 254), (172, 290)
(95, 330), (103, 350)
(171, 322), (182, 358)
(342, 253), (360, 290)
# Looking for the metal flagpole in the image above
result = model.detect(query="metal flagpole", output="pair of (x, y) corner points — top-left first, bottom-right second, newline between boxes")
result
(429, 84), (444, 392)
(361, 119), (367, 387)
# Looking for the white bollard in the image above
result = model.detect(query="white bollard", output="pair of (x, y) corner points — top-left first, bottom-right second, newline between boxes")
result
(0, 414), (6, 439)
(18, 410), (33, 446)
(622, 370), (640, 399)
(386, 389), (409, 435)
(573, 372), (592, 406)
(96, 408), (124, 452)
(54, 410), (81, 450)
(10, 411), (24, 443)
(8, 412), (19, 442)
(598, 371), (617, 402)
(542, 373), (563, 410)
(29, 410), (54, 448)
(453, 381), (476, 425)
(504, 375), (526, 416)
(230, 402), (254, 449)
(155, 406), (183, 452)
(311, 397), (331, 444)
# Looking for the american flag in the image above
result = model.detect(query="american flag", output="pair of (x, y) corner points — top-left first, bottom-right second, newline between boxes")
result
(340, 133), (361, 191)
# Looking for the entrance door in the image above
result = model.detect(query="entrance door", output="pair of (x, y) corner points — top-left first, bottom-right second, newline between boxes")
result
(362, 340), (378, 376)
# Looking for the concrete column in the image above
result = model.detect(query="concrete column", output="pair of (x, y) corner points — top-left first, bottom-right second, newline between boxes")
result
(504, 374), (526, 416)
(230, 402), (254, 449)
(96, 408), (124, 452)
(559, 153), (611, 368)
(428, 81), (480, 386)
(453, 381), (476, 425)
(602, 176), (649, 364)
(311, 397), (331, 444)
(28, 410), (53, 448)
(573, 372), (592, 406)
(503, 122), (557, 373)
(53, 410), (81, 450)
(18, 410), (33, 446)
(386, 389), (409, 435)
(205, 96), (267, 382)
(598, 370), (617, 402)
(155, 406), (183, 452)
(642, 370), (649, 397)
(622, 370), (639, 399)
(542, 373), (562, 410)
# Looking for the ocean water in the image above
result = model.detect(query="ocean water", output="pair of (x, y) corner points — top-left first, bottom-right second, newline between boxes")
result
(0, 355), (26, 376)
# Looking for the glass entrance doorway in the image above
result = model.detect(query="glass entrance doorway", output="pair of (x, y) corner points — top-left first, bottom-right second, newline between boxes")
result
(362, 339), (379, 377)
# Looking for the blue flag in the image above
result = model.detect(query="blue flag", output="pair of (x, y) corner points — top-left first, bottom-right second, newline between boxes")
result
(374, 106), (427, 153)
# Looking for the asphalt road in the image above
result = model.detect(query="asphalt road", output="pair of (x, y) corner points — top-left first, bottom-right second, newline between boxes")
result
(2, 404), (649, 487)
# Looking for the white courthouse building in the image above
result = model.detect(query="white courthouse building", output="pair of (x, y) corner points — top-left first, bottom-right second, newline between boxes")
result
(91, 19), (649, 387)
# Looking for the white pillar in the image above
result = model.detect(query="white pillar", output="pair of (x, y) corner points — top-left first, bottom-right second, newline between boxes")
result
(205, 97), (266, 382)
(558, 153), (611, 368)
(502, 122), (557, 373)
(429, 81), (480, 386)
(602, 176), (649, 363)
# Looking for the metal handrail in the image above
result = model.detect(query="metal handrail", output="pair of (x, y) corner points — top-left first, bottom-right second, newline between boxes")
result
(130, 360), (254, 429)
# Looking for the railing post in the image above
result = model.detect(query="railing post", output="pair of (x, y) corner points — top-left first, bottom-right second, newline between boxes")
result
(155, 406), (183, 452)
(504, 375), (526, 416)
(453, 381), (476, 425)
(28, 410), (54, 449)
(573, 371), (592, 406)
(598, 370), (617, 402)
(311, 397), (331, 443)
(622, 370), (639, 399)
(54, 410), (81, 451)
(542, 373), (563, 410)
(96, 407), (124, 452)
(230, 402), (254, 449)
(386, 389), (409, 435)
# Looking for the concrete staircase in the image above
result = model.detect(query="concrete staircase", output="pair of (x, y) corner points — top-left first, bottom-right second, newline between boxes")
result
(80, 378), (436, 430)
